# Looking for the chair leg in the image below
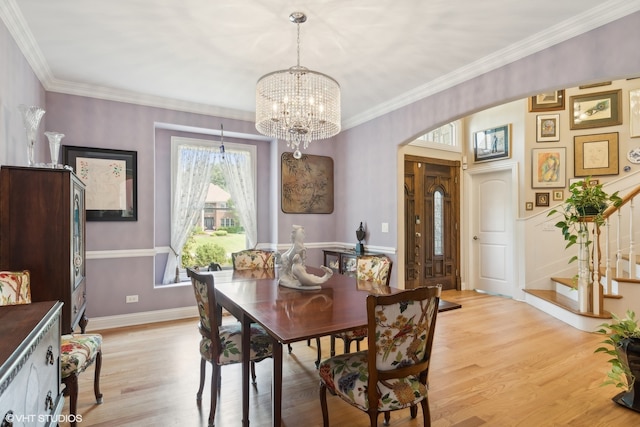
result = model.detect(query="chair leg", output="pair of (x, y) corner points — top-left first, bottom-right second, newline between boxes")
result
(288, 343), (293, 353)
(250, 361), (257, 385)
(384, 410), (391, 425)
(63, 374), (79, 427)
(93, 351), (103, 404)
(344, 339), (352, 354)
(356, 340), (361, 351)
(209, 363), (219, 427)
(330, 335), (336, 357)
(319, 382), (329, 427)
(315, 337), (322, 368)
(368, 410), (379, 427)
(421, 397), (431, 426)
(410, 404), (417, 418)
(197, 358), (206, 401)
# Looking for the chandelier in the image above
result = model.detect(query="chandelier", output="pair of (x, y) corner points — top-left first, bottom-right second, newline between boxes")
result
(255, 12), (341, 159)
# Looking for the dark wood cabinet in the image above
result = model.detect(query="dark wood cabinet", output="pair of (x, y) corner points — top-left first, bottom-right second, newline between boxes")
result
(0, 166), (87, 334)
(323, 249), (381, 278)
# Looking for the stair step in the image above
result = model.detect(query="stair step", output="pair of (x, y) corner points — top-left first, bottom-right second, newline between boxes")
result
(551, 277), (623, 299)
(621, 254), (640, 264)
(523, 289), (612, 319)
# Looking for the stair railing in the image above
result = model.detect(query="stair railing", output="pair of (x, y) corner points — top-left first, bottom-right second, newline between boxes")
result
(580, 185), (640, 315)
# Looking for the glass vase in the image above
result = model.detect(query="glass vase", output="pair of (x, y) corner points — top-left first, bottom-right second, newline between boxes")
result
(44, 131), (65, 167)
(18, 104), (46, 167)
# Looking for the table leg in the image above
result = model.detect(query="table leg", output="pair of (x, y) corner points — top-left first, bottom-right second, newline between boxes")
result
(272, 338), (283, 427)
(242, 315), (251, 427)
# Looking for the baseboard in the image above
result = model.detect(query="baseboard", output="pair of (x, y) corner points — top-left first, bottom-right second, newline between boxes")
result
(85, 306), (198, 331)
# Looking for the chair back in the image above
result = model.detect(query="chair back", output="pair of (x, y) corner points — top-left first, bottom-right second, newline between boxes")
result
(356, 255), (392, 286)
(0, 270), (32, 306)
(366, 285), (441, 393)
(187, 268), (222, 357)
(231, 249), (275, 270)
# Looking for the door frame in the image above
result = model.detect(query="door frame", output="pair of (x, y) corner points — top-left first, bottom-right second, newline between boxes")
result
(464, 162), (520, 296)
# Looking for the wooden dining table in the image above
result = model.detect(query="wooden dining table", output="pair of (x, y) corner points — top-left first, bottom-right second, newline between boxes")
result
(212, 267), (404, 427)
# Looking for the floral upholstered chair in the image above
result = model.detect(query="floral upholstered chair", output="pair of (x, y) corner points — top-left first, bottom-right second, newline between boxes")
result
(319, 285), (442, 427)
(0, 270), (31, 305)
(0, 270), (102, 427)
(61, 334), (103, 427)
(329, 255), (393, 361)
(187, 268), (272, 427)
(231, 249), (275, 270)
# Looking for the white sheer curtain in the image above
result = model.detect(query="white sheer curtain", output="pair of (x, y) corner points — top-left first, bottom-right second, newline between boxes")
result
(220, 151), (257, 248)
(162, 145), (215, 284)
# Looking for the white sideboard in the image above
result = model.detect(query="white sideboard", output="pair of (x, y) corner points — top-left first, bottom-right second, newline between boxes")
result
(0, 301), (64, 427)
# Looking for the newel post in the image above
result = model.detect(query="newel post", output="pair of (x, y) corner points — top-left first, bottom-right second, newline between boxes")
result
(577, 225), (590, 313)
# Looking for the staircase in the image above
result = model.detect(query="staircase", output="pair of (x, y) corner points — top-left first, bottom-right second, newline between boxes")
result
(524, 181), (640, 332)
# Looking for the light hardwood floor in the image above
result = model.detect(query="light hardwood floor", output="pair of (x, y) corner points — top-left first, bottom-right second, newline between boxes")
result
(59, 290), (640, 426)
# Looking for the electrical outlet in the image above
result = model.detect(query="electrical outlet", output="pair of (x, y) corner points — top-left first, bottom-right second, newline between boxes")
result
(381, 222), (389, 233)
(126, 295), (138, 303)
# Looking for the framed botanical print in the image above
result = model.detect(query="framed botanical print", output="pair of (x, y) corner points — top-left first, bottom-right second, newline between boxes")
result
(570, 89), (622, 130)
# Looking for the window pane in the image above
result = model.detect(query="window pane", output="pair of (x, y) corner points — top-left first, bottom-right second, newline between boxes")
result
(434, 190), (443, 256)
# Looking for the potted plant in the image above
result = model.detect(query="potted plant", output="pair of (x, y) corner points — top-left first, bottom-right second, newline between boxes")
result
(548, 176), (622, 263)
(596, 310), (640, 411)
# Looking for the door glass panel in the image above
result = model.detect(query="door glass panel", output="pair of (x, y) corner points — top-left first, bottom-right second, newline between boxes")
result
(434, 190), (443, 256)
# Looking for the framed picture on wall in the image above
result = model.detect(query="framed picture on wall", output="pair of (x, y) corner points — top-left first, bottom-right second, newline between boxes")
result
(630, 88), (640, 138)
(62, 146), (138, 221)
(529, 90), (565, 112)
(473, 124), (510, 163)
(531, 147), (566, 188)
(570, 89), (622, 130)
(574, 132), (619, 176)
(536, 114), (560, 142)
(535, 192), (550, 207)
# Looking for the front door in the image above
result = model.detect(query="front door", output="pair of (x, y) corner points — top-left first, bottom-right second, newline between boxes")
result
(404, 156), (460, 290)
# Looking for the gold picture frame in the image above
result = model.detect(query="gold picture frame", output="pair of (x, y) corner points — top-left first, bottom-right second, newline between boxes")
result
(570, 89), (622, 130)
(529, 90), (565, 112)
(574, 132), (619, 177)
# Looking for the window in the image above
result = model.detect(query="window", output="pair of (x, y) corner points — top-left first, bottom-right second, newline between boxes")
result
(161, 136), (256, 284)
(410, 121), (461, 152)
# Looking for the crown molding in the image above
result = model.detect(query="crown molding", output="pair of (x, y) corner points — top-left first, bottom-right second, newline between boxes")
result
(343, 0), (640, 129)
(2, 0), (638, 130)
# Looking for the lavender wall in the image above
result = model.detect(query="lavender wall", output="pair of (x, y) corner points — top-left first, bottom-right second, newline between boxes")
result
(2, 12), (639, 318)
(333, 12), (640, 261)
(0, 19), (45, 165)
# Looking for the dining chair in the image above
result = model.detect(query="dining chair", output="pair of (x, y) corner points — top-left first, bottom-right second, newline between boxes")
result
(0, 270), (103, 427)
(187, 268), (273, 427)
(329, 255), (393, 359)
(231, 249), (275, 270)
(319, 284), (442, 427)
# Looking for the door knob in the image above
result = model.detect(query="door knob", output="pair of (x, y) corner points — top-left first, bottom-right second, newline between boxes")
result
(473, 236), (479, 240)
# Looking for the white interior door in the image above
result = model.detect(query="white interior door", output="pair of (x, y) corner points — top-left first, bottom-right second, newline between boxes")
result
(469, 167), (516, 297)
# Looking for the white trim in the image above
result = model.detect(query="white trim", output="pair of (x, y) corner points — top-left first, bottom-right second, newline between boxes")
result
(86, 248), (156, 259)
(86, 306), (198, 331)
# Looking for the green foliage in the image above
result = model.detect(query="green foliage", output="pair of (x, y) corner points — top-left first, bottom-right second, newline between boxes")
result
(213, 229), (228, 236)
(548, 176), (622, 259)
(595, 310), (640, 391)
(193, 243), (228, 267)
(180, 229), (197, 268)
(219, 226), (244, 234)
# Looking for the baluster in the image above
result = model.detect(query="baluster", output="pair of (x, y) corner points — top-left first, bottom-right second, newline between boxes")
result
(593, 223), (602, 315)
(604, 218), (611, 295)
(630, 197), (636, 279)
(577, 225), (589, 313)
(616, 209), (623, 285)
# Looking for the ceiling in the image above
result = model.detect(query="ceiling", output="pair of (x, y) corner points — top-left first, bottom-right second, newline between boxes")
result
(3, 0), (639, 130)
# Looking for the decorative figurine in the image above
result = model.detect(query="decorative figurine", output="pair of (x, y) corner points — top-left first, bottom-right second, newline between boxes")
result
(355, 222), (366, 255)
(279, 225), (333, 290)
